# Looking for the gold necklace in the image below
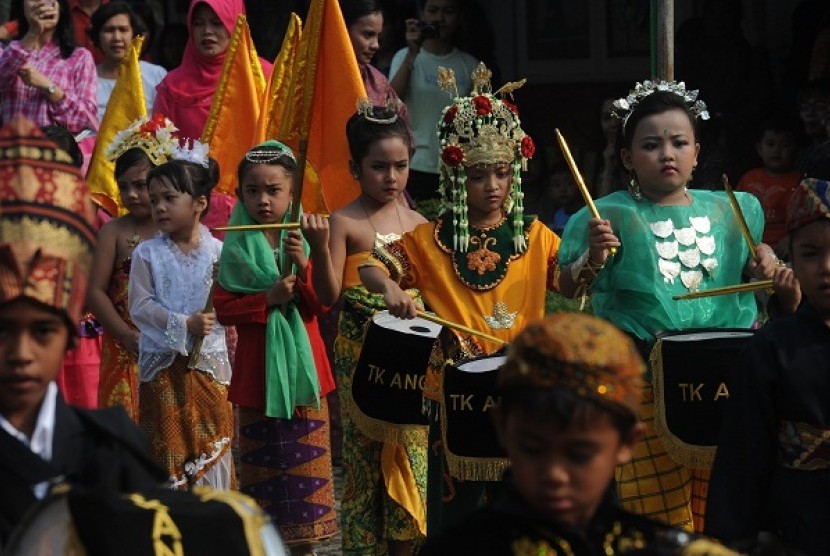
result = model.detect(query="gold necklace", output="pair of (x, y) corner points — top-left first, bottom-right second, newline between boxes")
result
(360, 196), (405, 239)
(126, 231), (141, 248)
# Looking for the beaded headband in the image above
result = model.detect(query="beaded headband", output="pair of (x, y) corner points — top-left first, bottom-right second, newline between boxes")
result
(356, 97), (402, 125)
(245, 140), (297, 164)
(611, 79), (710, 133)
(172, 138), (210, 168)
(436, 62), (535, 253)
(498, 313), (645, 416)
(105, 115), (178, 166)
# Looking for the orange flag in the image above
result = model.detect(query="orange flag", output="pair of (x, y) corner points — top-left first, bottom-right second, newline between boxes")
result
(268, 0), (366, 214)
(201, 15), (266, 196)
(86, 36), (146, 216)
(256, 13), (302, 144)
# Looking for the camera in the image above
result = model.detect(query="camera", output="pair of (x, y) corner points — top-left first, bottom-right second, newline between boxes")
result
(418, 20), (440, 40)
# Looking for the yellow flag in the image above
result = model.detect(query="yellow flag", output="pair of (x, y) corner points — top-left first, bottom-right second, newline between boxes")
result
(256, 13), (302, 144)
(269, 0), (366, 214)
(201, 15), (266, 197)
(86, 36), (146, 216)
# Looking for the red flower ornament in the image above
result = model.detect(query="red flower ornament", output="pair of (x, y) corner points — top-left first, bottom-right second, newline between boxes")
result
(520, 136), (535, 159)
(442, 145), (464, 167)
(444, 105), (459, 123)
(472, 95), (492, 116)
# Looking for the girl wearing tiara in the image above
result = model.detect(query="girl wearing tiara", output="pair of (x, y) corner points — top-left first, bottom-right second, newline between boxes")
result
(213, 141), (338, 553)
(557, 81), (780, 531)
(358, 63), (562, 534)
(304, 101), (427, 556)
(129, 151), (235, 490)
(90, 116), (177, 421)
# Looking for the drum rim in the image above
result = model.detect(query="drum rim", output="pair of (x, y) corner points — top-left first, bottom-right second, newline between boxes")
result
(372, 310), (442, 338)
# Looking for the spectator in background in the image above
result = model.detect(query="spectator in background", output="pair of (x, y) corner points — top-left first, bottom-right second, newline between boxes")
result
(389, 0), (477, 213)
(796, 79), (830, 170)
(0, 0), (98, 134)
(68, 0), (106, 62)
(738, 112), (802, 258)
(91, 1), (165, 121)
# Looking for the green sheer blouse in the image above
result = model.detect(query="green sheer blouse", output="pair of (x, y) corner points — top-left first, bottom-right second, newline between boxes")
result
(559, 190), (764, 343)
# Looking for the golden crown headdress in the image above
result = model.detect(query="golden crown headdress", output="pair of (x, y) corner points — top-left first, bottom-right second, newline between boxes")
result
(436, 63), (535, 253)
(105, 115), (179, 165)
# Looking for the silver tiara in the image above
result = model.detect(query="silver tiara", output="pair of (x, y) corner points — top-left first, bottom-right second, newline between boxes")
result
(356, 97), (402, 124)
(611, 80), (710, 131)
(244, 142), (296, 164)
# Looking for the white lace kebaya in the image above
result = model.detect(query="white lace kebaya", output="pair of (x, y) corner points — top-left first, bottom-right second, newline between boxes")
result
(128, 224), (231, 385)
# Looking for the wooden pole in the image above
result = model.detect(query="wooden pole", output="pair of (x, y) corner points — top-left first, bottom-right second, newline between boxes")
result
(652, 0), (674, 80)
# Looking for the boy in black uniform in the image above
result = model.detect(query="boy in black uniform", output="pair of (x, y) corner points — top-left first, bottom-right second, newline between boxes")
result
(422, 313), (730, 555)
(0, 117), (165, 546)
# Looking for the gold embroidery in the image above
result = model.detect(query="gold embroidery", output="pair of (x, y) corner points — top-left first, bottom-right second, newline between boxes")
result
(467, 235), (501, 275)
(483, 301), (517, 329)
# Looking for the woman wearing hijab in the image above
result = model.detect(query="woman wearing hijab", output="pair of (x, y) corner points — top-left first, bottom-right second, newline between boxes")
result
(152, 0), (272, 142)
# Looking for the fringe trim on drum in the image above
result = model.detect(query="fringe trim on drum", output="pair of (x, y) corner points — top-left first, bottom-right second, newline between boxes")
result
(348, 403), (429, 446)
(439, 398), (509, 482)
(650, 340), (717, 470)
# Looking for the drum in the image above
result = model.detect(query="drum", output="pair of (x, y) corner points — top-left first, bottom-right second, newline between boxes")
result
(440, 355), (509, 482)
(350, 311), (441, 443)
(650, 329), (754, 469)
(4, 485), (288, 556)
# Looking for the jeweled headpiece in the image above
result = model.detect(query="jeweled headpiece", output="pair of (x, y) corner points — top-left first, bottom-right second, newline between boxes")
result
(0, 116), (97, 325)
(498, 313), (645, 416)
(437, 62), (535, 253)
(356, 97), (402, 125)
(244, 140), (296, 164)
(105, 114), (178, 166)
(611, 79), (710, 133)
(787, 177), (830, 233)
(172, 138), (210, 168)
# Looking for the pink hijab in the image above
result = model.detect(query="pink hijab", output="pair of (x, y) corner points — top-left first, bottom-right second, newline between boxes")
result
(153, 0), (273, 140)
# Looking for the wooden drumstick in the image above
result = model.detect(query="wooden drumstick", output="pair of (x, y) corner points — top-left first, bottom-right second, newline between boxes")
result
(416, 311), (507, 346)
(555, 128), (617, 256)
(212, 215), (329, 233)
(672, 280), (773, 300)
(722, 175), (757, 259)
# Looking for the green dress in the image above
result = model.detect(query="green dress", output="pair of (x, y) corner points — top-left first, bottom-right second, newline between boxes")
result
(559, 189), (763, 532)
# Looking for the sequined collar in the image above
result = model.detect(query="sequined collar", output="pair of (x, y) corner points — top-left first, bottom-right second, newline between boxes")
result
(434, 213), (535, 291)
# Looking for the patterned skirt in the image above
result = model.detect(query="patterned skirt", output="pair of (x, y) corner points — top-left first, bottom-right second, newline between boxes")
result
(335, 287), (428, 555)
(139, 356), (236, 489)
(98, 333), (139, 421)
(238, 401), (338, 545)
(616, 383), (709, 532)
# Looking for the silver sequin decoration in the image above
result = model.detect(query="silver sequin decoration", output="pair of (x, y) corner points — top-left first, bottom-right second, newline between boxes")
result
(650, 214), (718, 292)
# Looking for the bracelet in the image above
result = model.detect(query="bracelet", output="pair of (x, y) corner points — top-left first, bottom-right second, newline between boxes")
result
(569, 250), (605, 283)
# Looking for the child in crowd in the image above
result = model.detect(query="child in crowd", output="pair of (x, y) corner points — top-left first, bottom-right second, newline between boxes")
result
(558, 80), (779, 532)
(421, 313), (728, 554)
(549, 158), (585, 236)
(88, 116), (176, 421)
(359, 63), (561, 534)
(213, 141), (338, 553)
(129, 154), (235, 489)
(305, 101), (427, 556)
(0, 117), (165, 546)
(796, 79), (830, 170)
(737, 112), (802, 257)
(707, 143), (830, 555)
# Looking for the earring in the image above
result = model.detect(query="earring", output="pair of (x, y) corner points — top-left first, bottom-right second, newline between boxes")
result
(628, 171), (642, 201)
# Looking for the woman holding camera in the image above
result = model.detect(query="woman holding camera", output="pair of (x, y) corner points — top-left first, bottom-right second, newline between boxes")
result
(389, 0), (477, 212)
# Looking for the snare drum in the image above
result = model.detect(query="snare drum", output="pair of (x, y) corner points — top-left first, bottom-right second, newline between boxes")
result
(440, 355), (509, 482)
(651, 329), (754, 469)
(350, 311), (441, 443)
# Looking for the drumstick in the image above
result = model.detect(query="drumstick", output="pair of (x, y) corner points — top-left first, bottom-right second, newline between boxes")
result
(213, 214), (329, 232)
(415, 310), (507, 346)
(554, 128), (617, 256)
(722, 175), (757, 259)
(672, 279), (773, 300)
